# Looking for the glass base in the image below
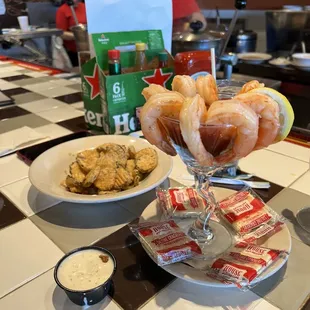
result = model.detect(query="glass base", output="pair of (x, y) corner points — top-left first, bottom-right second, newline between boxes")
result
(188, 220), (233, 259)
(296, 207), (310, 233)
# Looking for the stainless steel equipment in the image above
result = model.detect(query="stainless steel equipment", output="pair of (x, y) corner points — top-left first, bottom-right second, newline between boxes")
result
(0, 29), (63, 63)
(172, 22), (222, 56)
(266, 10), (310, 53)
(228, 29), (257, 53)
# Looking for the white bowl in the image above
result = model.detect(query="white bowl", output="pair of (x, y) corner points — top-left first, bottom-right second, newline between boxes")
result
(237, 53), (272, 64)
(29, 135), (173, 204)
(292, 53), (310, 67)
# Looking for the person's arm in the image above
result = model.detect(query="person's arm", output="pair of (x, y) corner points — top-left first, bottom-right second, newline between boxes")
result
(56, 7), (75, 41)
(172, 0), (207, 31)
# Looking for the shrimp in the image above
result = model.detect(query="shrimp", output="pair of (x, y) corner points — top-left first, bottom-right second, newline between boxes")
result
(172, 75), (196, 97)
(196, 74), (219, 107)
(180, 94), (213, 166)
(140, 92), (185, 156)
(142, 84), (169, 101)
(237, 80), (265, 95)
(207, 100), (259, 164)
(234, 92), (280, 149)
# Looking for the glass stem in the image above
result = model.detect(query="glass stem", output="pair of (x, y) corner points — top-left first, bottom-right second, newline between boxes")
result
(194, 172), (218, 239)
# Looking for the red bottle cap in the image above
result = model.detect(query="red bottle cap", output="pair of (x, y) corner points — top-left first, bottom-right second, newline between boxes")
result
(108, 49), (120, 60)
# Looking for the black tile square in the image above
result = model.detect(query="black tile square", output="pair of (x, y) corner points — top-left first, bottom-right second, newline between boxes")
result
(55, 92), (82, 104)
(0, 193), (26, 230)
(2, 87), (31, 97)
(57, 116), (88, 132)
(0, 106), (30, 120)
(94, 223), (175, 310)
(2, 75), (32, 82)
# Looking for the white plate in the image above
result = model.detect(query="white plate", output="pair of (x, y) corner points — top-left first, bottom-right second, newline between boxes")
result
(140, 187), (291, 287)
(292, 63), (310, 72)
(29, 135), (173, 203)
(238, 53), (272, 64)
(269, 58), (291, 67)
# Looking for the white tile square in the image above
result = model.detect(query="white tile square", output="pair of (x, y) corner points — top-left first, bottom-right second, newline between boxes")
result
(20, 98), (69, 113)
(0, 269), (120, 310)
(51, 79), (77, 86)
(0, 81), (19, 90)
(36, 87), (77, 98)
(290, 170), (310, 196)
(1, 178), (60, 216)
(239, 149), (309, 187)
(0, 219), (63, 298)
(36, 106), (84, 123)
(0, 71), (22, 78)
(25, 72), (49, 78)
(0, 66), (22, 72)
(71, 101), (84, 109)
(267, 141), (310, 163)
(23, 81), (58, 92)
(0, 155), (29, 187)
(143, 279), (263, 310)
(35, 123), (73, 139)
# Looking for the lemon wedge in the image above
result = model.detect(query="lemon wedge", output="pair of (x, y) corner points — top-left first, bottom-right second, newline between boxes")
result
(249, 87), (295, 141)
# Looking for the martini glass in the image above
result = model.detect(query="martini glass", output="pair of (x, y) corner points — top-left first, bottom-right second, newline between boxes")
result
(159, 116), (238, 259)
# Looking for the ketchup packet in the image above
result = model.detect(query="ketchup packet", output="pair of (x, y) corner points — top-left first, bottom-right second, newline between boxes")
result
(206, 243), (287, 288)
(157, 187), (206, 219)
(239, 221), (285, 245)
(130, 220), (202, 266)
(218, 187), (281, 236)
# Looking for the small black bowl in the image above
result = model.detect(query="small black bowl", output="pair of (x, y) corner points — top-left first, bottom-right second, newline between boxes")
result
(54, 246), (116, 306)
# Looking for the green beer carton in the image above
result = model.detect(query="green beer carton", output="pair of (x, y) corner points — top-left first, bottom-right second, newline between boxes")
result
(81, 58), (103, 132)
(82, 30), (174, 134)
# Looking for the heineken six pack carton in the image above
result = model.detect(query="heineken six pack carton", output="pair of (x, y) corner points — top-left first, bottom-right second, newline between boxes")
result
(81, 30), (174, 134)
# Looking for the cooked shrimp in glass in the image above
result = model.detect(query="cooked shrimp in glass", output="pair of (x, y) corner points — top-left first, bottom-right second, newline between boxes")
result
(237, 80), (265, 95)
(142, 84), (169, 100)
(196, 75), (219, 107)
(140, 92), (185, 156)
(172, 75), (196, 97)
(179, 95), (213, 166)
(207, 100), (259, 164)
(234, 92), (280, 149)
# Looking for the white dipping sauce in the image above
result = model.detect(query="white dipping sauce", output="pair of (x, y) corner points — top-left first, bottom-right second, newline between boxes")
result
(57, 249), (114, 291)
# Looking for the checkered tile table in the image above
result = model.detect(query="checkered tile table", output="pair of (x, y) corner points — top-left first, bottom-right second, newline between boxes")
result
(1, 60), (310, 310)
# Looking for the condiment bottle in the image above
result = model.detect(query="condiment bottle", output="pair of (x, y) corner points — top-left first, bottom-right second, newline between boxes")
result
(108, 49), (121, 75)
(158, 51), (168, 68)
(174, 51), (212, 80)
(134, 43), (148, 72)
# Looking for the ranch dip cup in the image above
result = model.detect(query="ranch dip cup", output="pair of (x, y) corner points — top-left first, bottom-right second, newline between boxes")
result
(54, 246), (116, 306)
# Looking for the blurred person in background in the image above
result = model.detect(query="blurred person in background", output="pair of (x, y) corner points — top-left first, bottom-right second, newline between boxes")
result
(173, 0), (207, 32)
(56, 0), (86, 66)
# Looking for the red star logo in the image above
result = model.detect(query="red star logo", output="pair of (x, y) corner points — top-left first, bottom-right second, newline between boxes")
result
(142, 69), (173, 87)
(84, 64), (100, 100)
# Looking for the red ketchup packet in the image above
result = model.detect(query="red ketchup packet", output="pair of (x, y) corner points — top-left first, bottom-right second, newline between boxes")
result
(218, 187), (281, 236)
(206, 243), (287, 288)
(157, 187), (219, 220)
(129, 220), (202, 266)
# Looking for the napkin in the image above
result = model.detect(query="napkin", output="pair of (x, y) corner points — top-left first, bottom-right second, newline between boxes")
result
(0, 126), (48, 157)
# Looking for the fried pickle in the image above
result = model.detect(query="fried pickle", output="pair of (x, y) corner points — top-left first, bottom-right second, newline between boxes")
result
(94, 166), (116, 191)
(114, 166), (133, 190)
(135, 148), (158, 173)
(76, 149), (99, 172)
(70, 162), (85, 183)
(83, 165), (101, 187)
